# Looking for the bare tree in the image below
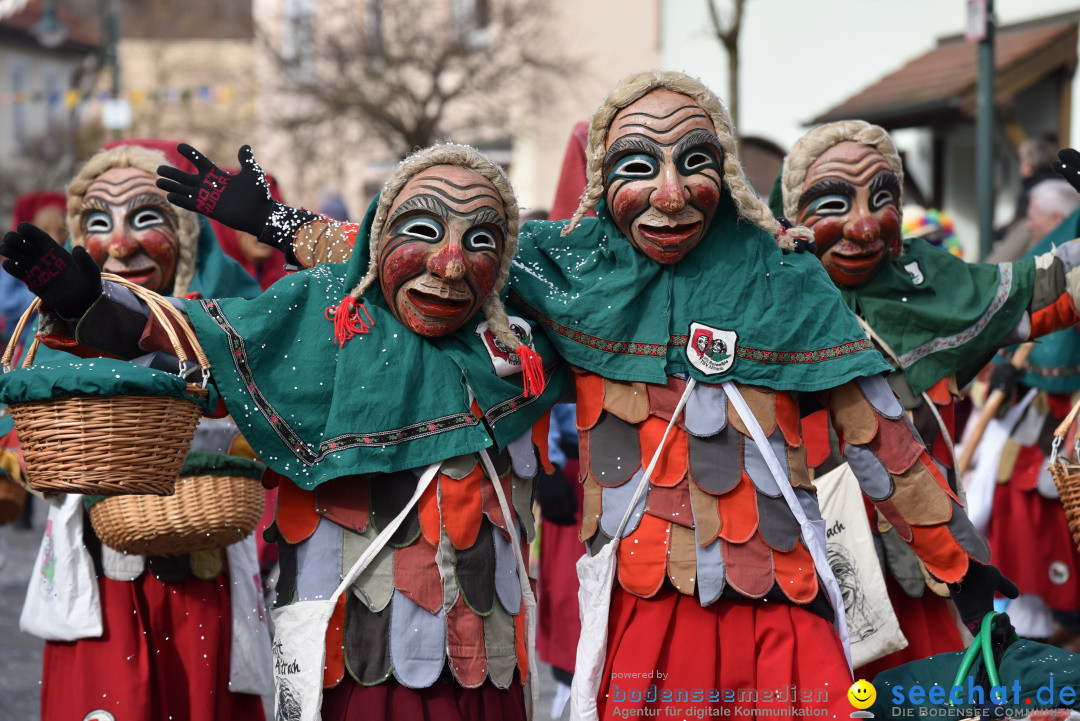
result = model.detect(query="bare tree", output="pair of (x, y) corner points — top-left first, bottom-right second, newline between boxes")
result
(257, 0), (571, 159)
(705, 0), (746, 130)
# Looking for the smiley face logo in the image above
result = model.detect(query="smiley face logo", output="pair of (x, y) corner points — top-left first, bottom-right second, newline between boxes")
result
(848, 679), (876, 709)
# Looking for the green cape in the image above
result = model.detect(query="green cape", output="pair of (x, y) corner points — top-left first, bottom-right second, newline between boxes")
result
(186, 199), (568, 489)
(509, 195), (888, 391)
(1003, 206), (1080, 393)
(767, 171), (1036, 396)
(838, 239), (1035, 396)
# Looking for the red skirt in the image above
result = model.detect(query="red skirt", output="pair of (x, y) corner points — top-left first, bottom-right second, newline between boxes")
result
(599, 587), (852, 721)
(855, 574), (964, 680)
(41, 573), (266, 721)
(988, 480), (1080, 609)
(322, 676), (526, 721)
(537, 457), (585, 673)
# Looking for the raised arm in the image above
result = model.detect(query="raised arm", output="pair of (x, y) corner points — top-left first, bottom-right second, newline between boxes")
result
(824, 373), (1017, 632)
(1, 222), (193, 366)
(155, 143), (356, 268)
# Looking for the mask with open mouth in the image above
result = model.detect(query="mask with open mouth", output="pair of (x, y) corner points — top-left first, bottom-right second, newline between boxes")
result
(602, 88), (723, 264)
(795, 140), (902, 287)
(377, 165), (507, 337)
(80, 165), (181, 294)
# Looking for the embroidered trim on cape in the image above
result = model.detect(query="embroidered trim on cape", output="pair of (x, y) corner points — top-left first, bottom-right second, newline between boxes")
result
(895, 263), (1013, 369)
(203, 299), (481, 466)
(512, 290), (875, 364)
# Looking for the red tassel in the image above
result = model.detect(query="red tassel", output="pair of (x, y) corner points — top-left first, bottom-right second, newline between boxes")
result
(325, 296), (374, 347)
(516, 345), (546, 398)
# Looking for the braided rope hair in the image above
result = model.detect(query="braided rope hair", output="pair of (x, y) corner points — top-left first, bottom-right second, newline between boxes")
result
(780, 119), (903, 221)
(67, 145), (200, 296)
(342, 142), (525, 351)
(561, 69), (809, 250)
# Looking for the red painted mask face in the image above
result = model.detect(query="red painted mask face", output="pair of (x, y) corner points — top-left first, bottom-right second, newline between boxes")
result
(378, 166), (506, 337)
(80, 166), (181, 293)
(796, 141), (902, 287)
(603, 89), (723, 264)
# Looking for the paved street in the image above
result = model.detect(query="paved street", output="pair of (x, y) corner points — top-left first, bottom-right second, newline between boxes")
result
(0, 500), (568, 721)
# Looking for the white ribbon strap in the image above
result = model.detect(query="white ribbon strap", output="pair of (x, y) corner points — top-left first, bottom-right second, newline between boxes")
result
(479, 449), (540, 717)
(330, 462), (441, 604)
(723, 381), (853, 673)
(613, 378), (698, 540)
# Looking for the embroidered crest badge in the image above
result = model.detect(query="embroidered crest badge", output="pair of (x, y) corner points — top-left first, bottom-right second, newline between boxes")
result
(903, 261), (925, 285)
(475, 316), (536, 377)
(685, 322), (736, 375)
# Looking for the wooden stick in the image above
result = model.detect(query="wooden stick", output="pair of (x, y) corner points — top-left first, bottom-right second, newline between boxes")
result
(956, 342), (1036, 475)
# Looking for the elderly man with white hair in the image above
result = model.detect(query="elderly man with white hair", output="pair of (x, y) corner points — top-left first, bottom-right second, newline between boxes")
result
(1026, 178), (1080, 245)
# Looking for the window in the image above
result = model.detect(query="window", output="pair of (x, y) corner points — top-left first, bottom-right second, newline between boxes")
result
(282, 0), (315, 85)
(450, 0), (490, 47)
(10, 57), (28, 154)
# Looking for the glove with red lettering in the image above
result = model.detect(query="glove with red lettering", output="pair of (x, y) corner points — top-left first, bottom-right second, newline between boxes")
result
(157, 143), (279, 238)
(1, 222), (102, 319)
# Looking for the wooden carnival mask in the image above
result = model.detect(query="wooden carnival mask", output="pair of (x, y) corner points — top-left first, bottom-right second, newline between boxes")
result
(80, 166), (182, 294)
(603, 88), (724, 264)
(795, 141), (902, 287)
(377, 165), (507, 337)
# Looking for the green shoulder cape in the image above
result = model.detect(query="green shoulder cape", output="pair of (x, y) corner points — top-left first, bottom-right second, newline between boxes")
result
(1004, 206), (1080, 393)
(840, 238), (1035, 396)
(509, 196), (888, 391)
(767, 170), (1037, 396)
(186, 199), (568, 489)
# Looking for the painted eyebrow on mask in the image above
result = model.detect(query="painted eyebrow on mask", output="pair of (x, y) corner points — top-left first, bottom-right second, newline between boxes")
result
(387, 194), (508, 233)
(672, 129), (723, 162)
(797, 179), (855, 213)
(868, 171), (901, 199)
(603, 136), (662, 177)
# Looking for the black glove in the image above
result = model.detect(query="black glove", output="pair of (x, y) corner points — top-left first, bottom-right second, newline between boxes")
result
(536, 465), (578, 526)
(1, 222), (102, 319)
(156, 143), (277, 238)
(989, 362), (1022, 396)
(1052, 148), (1080, 194)
(948, 563), (1019, 634)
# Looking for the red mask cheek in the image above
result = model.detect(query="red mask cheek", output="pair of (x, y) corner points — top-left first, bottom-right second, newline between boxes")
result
(805, 217), (844, 258)
(84, 236), (109, 266)
(688, 179), (721, 216)
(137, 230), (179, 276)
(609, 184), (650, 230)
(877, 208), (902, 254)
(466, 253), (500, 298)
(378, 241), (429, 299)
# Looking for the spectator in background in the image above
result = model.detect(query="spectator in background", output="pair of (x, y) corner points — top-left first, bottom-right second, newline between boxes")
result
(988, 137), (1062, 262)
(1025, 179), (1080, 245)
(318, 189), (350, 221)
(3, 192), (66, 345)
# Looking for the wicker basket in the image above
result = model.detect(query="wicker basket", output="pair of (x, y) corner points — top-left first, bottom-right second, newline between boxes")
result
(90, 470), (265, 556)
(1, 274), (211, 496)
(0, 473), (26, 526)
(1048, 397), (1080, 553)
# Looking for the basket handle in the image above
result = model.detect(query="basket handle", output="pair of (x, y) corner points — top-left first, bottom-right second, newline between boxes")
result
(1051, 394), (1080, 464)
(100, 273), (211, 377)
(1, 298), (42, 371)
(1, 275), (211, 381)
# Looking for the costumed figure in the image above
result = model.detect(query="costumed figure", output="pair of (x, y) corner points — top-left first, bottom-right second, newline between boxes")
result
(237, 71), (1018, 720)
(3, 144), (271, 721)
(773, 120), (1080, 678)
(973, 149), (1080, 647)
(6, 143), (570, 721)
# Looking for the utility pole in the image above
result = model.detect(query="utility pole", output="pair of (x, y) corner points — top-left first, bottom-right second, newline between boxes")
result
(971, 0), (996, 259)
